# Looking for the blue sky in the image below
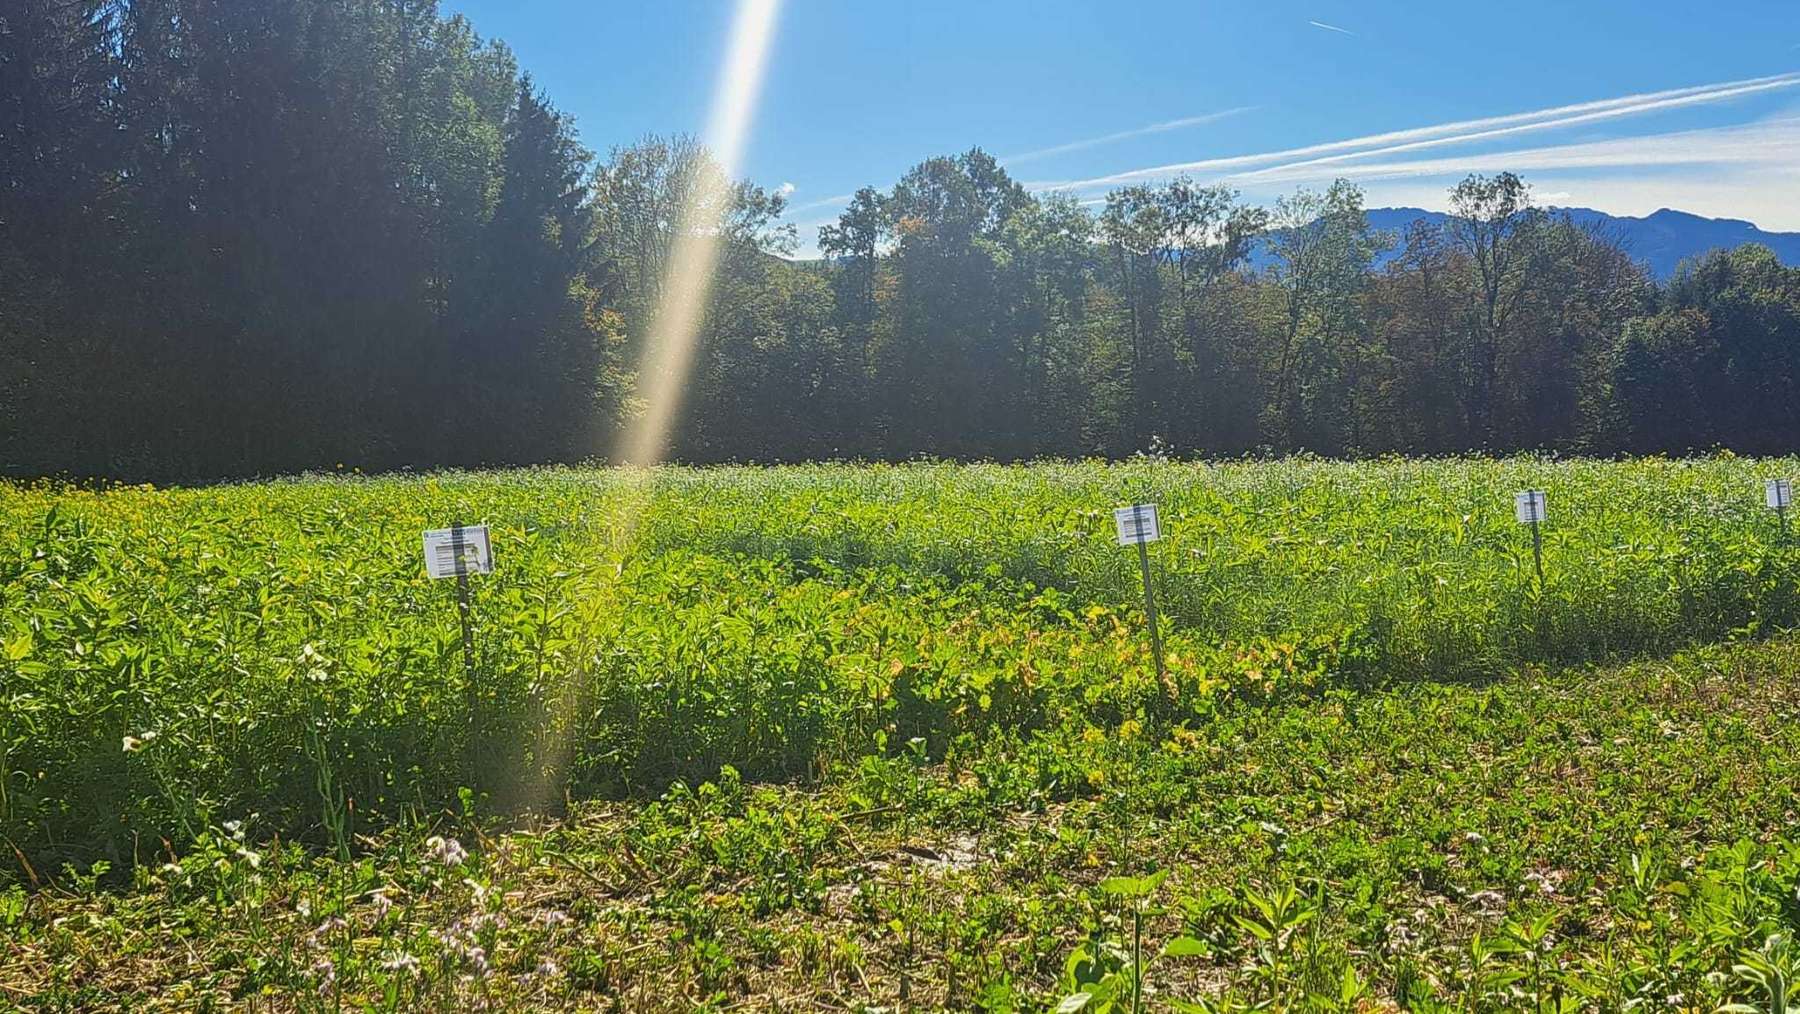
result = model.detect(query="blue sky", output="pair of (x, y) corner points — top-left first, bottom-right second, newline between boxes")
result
(443, 1), (1800, 254)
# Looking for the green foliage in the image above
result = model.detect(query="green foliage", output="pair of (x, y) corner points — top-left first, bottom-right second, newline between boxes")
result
(0, 0), (624, 480)
(6, 460), (1800, 1007)
(7, 458), (1800, 872)
(1721, 935), (1800, 1014)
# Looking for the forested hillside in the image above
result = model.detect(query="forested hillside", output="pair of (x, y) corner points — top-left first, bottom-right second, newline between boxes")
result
(1246, 206), (1800, 282)
(5, 1), (1799, 481)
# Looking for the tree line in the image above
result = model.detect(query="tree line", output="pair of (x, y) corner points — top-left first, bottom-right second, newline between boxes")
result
(5, 2), (1798, 481)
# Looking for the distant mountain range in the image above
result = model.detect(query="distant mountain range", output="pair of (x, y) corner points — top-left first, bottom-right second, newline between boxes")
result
(1285, 207), (1800, 281)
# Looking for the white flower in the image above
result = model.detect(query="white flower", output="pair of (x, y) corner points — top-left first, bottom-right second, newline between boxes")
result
(380, 952), (421, 974)
(1467, 889), (1506, 914)
(425, 835), (468, 867)
(465, 945), (491, 979)
(122, 731), (158, 752)
(1386, 917), (1421, 950)
(306, 916), (347, 948)
(1522, 870), (1561, 897)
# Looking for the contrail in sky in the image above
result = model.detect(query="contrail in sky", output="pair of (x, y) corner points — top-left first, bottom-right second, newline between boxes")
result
(1031, 71), (1800, 193)
(1001, 107), (1256, 164)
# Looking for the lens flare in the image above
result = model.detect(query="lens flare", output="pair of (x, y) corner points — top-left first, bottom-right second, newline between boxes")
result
(515, 0), (783, 815)
(622, 0), (783, 467)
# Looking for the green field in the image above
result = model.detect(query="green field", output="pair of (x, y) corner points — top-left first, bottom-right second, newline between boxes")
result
(7, 460), (1800, 1011)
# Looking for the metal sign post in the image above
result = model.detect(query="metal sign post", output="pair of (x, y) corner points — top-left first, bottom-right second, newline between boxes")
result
(452, 527), (476, 685)
(424, 523), (494, 720)
(1114, 504), (1165, 685)
(1514, 491), (1546, 587)
(1767, 479), (1792, 541)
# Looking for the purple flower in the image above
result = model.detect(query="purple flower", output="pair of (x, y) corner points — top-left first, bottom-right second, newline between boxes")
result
(425, 835), (468, 867)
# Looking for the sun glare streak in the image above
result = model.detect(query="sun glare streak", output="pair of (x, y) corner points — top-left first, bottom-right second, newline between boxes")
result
(520, 0), (783, 814)
(622, 0), (783, 467)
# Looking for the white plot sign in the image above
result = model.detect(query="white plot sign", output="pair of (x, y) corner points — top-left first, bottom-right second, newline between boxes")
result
(1514, 490), (1547, 525)
(423, 524), (493, 579)
(1766, 479), (1792, 510)
(1114, 503), (1161, 546)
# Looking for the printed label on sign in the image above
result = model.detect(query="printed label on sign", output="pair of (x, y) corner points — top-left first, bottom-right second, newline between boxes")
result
(1768, 479), (1792, 510)
(1764, 479), (1792, 511)
(423, 524), (493, 579)
(1114, 504), (1161, 546)
(1514, 491), (1546, 524)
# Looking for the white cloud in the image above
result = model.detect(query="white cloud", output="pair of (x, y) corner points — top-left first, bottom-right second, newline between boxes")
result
(1000, 107), (1256, 165)
(1309, 20), (1356, 37)
(777, 181), (796, 196)
(1028, 71), (1800, 193)
(785, 192), (854, 214)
